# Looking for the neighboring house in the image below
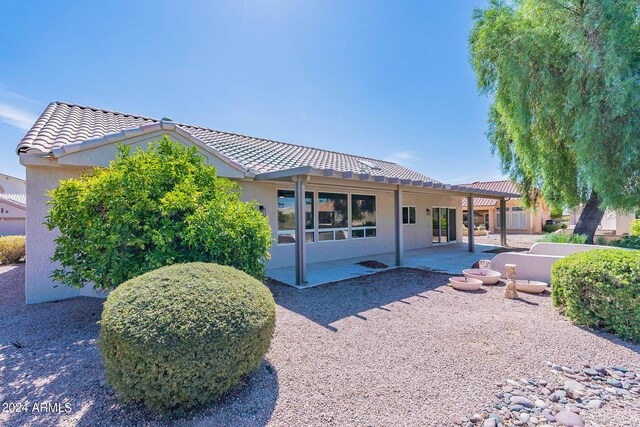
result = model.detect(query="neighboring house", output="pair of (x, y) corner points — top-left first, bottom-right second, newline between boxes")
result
(461, 180), (550, 234)
(17, 102), (516, 303)
(0, 173), (26, 236)
(568, 207), (636, 236)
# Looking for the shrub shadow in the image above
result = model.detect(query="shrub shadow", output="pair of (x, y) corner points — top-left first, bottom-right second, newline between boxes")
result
(0, 264), (278, 427)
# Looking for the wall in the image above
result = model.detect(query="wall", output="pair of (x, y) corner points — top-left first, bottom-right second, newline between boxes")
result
(0, 173), (26, 194)
(25, 164), (86, 304)
(0, 199), (25, 235)
(569, 207), (636, 235)
(241, 180), (464, 269)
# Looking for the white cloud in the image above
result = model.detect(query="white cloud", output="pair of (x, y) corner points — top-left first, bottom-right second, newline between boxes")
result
(384, 150), (419, 166)
(0, 102), (38, 131)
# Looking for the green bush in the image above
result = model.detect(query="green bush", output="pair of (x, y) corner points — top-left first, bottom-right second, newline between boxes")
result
(100, 263), (276, 413)
(0, 235), (25, 264)
(630, 219), (640, 236)
(538, 233), (588, 244)
(46, 137), (272, 290)
(610, 235), (640, 249)
(551, 249), (640, 342)
(542, 224), (562, 233)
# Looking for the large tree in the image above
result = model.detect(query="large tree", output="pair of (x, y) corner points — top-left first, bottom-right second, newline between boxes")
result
(470, 0), (640, 242)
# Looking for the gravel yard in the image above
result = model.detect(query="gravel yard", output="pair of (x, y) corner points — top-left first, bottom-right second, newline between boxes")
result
(465, 234), (541, 249)
(1, 263), (639, 426)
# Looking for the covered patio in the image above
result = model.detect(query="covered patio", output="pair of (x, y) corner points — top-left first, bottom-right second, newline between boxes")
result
(259, 166), (515, 288)
(266, 242), (501, 287)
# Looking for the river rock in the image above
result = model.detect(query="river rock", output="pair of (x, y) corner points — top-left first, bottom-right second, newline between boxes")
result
(555, 411), (585, 426)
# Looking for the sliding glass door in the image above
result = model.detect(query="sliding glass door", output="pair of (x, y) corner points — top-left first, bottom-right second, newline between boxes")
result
(432, 207), (457, 244)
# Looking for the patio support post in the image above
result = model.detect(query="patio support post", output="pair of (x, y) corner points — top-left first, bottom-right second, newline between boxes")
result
(500, 197), (507, 247)
(395, 185), (404, 266)
(294, 176), (307, 286)
(467, 195), (475, 252)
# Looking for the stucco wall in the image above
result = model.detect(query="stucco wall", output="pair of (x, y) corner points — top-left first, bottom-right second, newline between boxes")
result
(240, 180), (462, 269)
(25, 165), (86, 304)
(0, 173), (26, 193)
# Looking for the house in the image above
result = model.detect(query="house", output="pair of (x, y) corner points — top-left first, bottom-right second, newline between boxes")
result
(17, 102), (516, 304)
(568, 207), (636, 236)
(461, 180), (550, 234)
(0, 173), (26, 236)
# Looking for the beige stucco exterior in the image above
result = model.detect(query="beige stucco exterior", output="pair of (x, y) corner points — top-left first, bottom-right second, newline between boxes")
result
(21, 131), (467, 304)
(0, 173), (26, 193)
(464, 199), (550, 234)
(569, 207), (636, 236)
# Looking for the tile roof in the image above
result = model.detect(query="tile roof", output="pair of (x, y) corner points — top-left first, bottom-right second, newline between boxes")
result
(461, 180), (521, 207)
(17, 102), (440, 183)
(0, 193), (26, 206)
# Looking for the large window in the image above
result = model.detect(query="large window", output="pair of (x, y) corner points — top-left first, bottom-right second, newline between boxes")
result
(402, 206), (416, 224)
(277, 190), (314, 244)
(351, 194), (377, 238)
(497, 207), (527, 229)
(318, 192), (348, 241)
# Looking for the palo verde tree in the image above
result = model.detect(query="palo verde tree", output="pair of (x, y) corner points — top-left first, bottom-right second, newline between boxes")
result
(46, 137), (272, 290)
(470, 0), (640, 242)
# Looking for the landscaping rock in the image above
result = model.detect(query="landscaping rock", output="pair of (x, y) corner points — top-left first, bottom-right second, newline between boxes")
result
(510, 396), (534, 408)
(555, 410), (585, 426)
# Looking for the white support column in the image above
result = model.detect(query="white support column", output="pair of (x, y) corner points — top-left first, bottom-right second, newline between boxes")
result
(395, 185), (404, 266)
(500, 197), (507, 247)
(294, 176), (307, 286)
(467, 195), (475, 252)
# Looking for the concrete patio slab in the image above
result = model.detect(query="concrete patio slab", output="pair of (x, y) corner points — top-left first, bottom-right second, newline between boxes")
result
(266, 243), (501, 287)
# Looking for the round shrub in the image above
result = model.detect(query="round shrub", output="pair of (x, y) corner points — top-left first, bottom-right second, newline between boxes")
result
(551, 249), (640, 342)
(46, 137), (272, 291)
(99, 262), (276, 413)
(0, 235), (25, 265)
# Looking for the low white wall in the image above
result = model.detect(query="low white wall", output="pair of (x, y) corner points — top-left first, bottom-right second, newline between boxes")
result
(529, 242), (612, 256)
(491, 253), (563, 283)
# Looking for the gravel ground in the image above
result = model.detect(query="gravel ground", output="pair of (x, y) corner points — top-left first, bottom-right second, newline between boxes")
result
(1, 263), (639, 426)
(464, 234), (541, 249)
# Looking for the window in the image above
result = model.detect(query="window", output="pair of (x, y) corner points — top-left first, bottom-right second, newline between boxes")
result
(351, 194), (376, 238)
(277, 190), (314, 244)
(510, 207), (526, 229)
(318, 192), (348, 241)
(497, 206), (527, 229)
(402, 206), (416, 224)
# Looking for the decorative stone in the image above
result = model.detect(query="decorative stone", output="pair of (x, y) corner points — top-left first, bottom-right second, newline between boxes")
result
(518, 412), (530, 423)
(504, 279), (518, 299)
(470, 413), (483, 423)
(510, 396), (534, 408)
(549, 390), (566, 402)
(483, 418), (496, 427)
(535, 399), (547, 408)
(583, 368), (599, 376)
(587, 399), (603, 409)
(555, 410), (585, 426)
(607, 379), (623, 388)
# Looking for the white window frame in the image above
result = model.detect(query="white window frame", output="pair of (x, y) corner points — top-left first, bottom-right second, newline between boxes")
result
(277, 188), (315, 245)
(351, 193), (377, 239)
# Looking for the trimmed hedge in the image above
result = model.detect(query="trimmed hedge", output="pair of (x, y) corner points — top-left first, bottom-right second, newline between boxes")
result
(100, 263), (276, 413)
(630, 219), (640, 236)
(0, 235), (25, 265)
(551, 249), (640, 342)
(610, 235), (640, 249)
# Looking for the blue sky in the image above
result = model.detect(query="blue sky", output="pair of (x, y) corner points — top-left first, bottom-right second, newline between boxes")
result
(0, 0), (501, 183)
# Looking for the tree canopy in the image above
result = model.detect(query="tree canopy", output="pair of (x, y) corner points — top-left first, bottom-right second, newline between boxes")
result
(469, 0), (640, 213)
(46, 137), (272, 290)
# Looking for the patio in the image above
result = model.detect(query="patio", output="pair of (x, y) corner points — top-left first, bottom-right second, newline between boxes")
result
(266, 242), (501, 287)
